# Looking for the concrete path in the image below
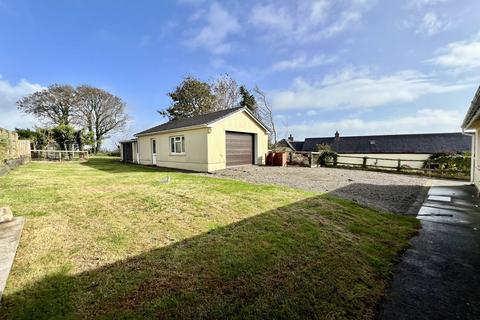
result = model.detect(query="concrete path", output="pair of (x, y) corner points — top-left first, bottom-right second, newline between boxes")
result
(380, 182), (480, 320)
(0, 217), (24, 301)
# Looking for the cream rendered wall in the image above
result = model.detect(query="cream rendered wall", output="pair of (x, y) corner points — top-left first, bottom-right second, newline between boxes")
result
(137, 127), (209, 171)
(337, 153), (431, 169)
(473, 129), (480, 188)
(207, 110), (269, 171)
(133, 141), (138, 163)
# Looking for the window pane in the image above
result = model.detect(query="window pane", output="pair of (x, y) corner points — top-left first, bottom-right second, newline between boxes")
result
(181, 137), (185, 153)
(175, 141), (182, 153)
(152, 140), (156, 153)
(170, 138), (174, 153)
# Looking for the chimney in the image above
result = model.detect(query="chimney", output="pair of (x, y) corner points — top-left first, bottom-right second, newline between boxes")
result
(334, 131), (340, 141)
(287, 134), (294, 142)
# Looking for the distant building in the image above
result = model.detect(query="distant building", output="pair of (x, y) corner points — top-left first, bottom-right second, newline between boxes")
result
(275, 131), (472, 169)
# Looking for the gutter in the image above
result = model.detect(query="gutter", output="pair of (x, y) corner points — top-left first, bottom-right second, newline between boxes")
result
(462, 128), (475, 184)
(134, 124), (210, 137)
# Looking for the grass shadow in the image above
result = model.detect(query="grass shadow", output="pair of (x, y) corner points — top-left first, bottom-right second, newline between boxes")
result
(0, 194), (418, 319)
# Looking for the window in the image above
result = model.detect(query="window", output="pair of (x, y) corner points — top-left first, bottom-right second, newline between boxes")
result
(170, 136), (185, 154)
(151, 139), (156, 154)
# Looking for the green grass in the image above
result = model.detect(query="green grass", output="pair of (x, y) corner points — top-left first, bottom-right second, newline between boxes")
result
(0, 157), (419, 319)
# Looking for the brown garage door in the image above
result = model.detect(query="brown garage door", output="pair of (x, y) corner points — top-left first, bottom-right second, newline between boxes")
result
(226, 132), (254, 167)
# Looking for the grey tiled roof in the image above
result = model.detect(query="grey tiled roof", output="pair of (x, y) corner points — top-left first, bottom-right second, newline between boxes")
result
(274, 139), (304, 151)
(136, 107), (263, 136)
(301, 132), (471, 154)
(290, 141), (304, 151)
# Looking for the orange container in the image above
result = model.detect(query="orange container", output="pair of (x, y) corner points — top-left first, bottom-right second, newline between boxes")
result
(266, 151), (275, 166)
(273, 152), (287, 166)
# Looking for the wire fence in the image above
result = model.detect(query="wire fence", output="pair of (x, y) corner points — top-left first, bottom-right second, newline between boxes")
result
(31, 150), (89, 161)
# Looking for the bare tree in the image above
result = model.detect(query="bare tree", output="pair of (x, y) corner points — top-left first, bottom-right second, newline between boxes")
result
(211, 74), (240, 110)
(17, 84), (78, 125)
(254, 85), (277, 144)
(77, 85), (128, 153)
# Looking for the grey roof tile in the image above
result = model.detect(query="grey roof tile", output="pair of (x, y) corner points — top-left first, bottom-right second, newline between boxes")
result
(136, 107), (260, 136)
(301, 132), (471, 154)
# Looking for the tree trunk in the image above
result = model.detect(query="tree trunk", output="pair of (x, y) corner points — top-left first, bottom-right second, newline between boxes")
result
(95, 132), (102, 154)
(96, 141), (101, 153)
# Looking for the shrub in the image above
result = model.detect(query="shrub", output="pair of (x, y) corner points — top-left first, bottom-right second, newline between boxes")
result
(315, 143), (332, 152)
(318, 151), (338, 166)
(423, 153), (470, 174)
(52, 125), (76, 150)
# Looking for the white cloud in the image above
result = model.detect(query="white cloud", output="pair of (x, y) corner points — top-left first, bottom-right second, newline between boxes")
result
(281, 108), (463, 140)
(407, 0), (448, 9)
(416, 12), (450, 35)
(270, 68), (469, 110)
(271, 54), (337, 71)
(0, 76), (44, 130)
(250, 0), (373, 44)
(429, 34), (480, 70)
(188, 2), (240, 54)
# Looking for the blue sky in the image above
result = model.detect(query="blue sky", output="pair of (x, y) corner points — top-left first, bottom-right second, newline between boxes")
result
(1, 0), (480, 146)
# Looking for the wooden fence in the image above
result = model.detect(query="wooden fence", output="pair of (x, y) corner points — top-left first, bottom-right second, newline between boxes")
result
(0, 128), (30, 163)
(287, 151), (470, 179)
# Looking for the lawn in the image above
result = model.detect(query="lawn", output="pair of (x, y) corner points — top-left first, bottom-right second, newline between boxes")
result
(0, 157), (419, 319)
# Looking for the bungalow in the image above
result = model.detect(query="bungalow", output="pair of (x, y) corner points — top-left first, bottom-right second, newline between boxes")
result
(461, 86), (480, 187)
(276, 131), (471, 169)
(120, 107), (270, 172)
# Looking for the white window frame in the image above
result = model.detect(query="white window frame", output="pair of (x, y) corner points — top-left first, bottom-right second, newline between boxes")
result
(169, 135), (185, 155)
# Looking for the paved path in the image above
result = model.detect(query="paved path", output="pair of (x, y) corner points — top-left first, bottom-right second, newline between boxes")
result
(0, 217), (24, 300)
(380, 182), (480, 319)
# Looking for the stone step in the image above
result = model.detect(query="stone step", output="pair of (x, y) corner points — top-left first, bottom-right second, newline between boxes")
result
(0, 207), (13, 224)
(0, 217), (25, 302)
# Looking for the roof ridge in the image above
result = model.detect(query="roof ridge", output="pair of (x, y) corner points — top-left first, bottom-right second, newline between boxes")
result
(305, 132), (463, 140)
(163, 106), (244, 123)
(135, 106), (270, 136)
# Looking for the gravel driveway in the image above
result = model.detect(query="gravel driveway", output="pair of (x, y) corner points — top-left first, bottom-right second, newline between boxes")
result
(204, 166), (431, 214)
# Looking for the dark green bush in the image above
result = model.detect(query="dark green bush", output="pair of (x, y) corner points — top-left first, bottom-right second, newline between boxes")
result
(318, 151), (338, 166)
(423, 153), (470, 174)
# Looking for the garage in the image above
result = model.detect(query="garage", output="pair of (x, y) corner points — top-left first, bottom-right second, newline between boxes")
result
(134, 107), (269, 172)
(226, 131), (254, 167)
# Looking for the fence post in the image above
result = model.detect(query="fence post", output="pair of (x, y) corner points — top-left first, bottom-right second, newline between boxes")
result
(308, 152), (313, 167)
(397, 159), (401, 172)
(362, 156), (367, 168)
